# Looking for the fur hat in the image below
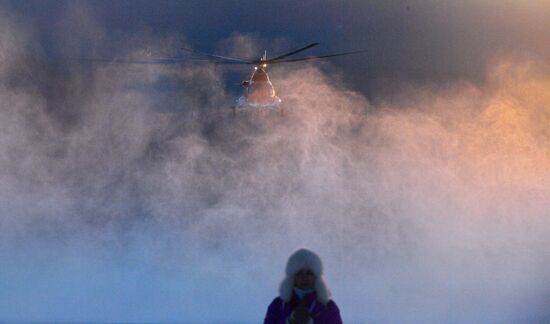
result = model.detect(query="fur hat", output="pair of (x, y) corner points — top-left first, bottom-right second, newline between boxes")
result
(279, 248), (331, 305)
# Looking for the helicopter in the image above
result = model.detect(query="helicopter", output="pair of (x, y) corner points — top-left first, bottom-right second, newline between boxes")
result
(85, 42), (365, 114)
(178, 42), (366, 113)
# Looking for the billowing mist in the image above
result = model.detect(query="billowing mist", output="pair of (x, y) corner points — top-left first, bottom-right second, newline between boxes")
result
(1, 2), (549, 323)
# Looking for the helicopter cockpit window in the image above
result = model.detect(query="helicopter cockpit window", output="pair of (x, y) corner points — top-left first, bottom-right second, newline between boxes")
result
(251, 68), (269, 82)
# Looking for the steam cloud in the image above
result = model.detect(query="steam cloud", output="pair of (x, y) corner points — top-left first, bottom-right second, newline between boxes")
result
(1, 4), (549, 323)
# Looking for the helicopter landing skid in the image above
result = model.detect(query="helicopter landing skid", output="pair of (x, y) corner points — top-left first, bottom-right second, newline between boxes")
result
(234, 96), (282, 114)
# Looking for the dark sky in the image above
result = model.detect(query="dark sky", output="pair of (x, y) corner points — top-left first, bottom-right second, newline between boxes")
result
(5, 0), (550, 99)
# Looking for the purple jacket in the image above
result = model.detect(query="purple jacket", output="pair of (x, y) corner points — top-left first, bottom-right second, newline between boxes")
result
(264, 291), (343, 324)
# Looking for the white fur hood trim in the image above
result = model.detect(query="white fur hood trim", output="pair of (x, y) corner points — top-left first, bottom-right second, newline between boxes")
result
(278, 249), (331, 305)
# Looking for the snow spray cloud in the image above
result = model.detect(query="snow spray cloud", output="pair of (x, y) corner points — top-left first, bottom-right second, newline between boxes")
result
(1, 5), (549, 324)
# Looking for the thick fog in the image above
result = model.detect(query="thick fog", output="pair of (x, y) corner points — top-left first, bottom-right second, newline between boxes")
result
(1, 2), (549, 323)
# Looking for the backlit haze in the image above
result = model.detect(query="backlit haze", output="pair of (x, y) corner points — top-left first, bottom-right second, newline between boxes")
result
(0, 1), (549, 323)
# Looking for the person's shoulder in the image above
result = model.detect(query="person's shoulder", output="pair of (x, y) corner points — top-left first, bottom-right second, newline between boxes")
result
(326, 299), (340, 310)
(322, 299), (343, 324)
(268, 296), (284, 307)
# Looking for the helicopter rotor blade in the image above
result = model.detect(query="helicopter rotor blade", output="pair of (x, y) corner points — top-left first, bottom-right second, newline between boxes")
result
(267, 42), (320, 62)
(204, 61), (256, 65)
(72, 57), (257, 65)
(72, 46), (365, 66)
(269, 50), (367, 64)
(75, 57), (213, 64)
(180, 47), (255, 63)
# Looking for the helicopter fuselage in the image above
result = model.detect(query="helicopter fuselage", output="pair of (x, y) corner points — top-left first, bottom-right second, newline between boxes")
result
(236, 66), (282, 111)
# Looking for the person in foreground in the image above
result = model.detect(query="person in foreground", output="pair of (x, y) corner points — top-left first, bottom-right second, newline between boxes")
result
(264, 248), (343, 324)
